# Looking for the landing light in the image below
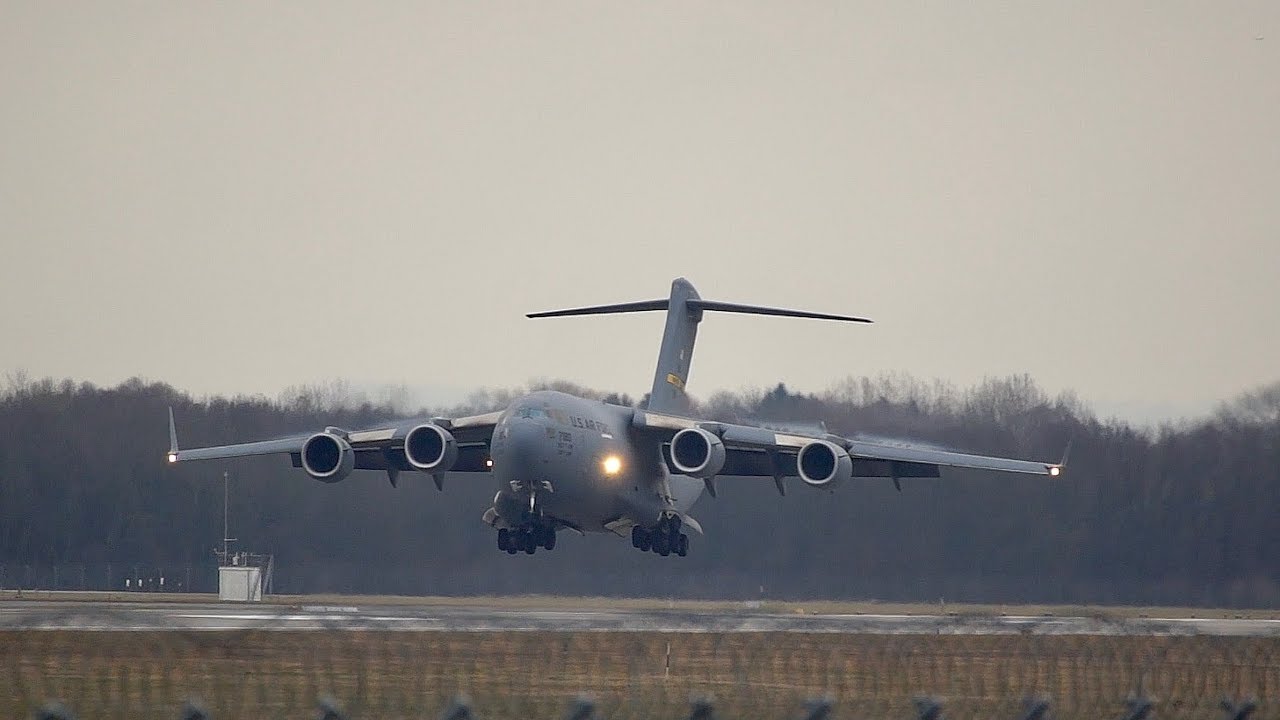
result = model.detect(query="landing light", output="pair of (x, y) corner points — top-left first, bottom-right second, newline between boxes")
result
(1049, 466), (1061, 477)
(167, 453), (177, 464)
(602, 455), (622, 476)
(485, 459), (494, 468)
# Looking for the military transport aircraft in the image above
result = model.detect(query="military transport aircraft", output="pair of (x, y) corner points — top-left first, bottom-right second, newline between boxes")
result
(167, 278), (1064, 557)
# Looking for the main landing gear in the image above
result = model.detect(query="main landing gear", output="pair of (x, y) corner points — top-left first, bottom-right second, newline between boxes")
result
(497, 523), (556, 555)
(631, 515), (688, 557)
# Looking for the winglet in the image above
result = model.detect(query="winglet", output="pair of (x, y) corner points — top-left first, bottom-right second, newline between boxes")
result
(167, 407), (179, 463)
(1048, 439), (1072, 477)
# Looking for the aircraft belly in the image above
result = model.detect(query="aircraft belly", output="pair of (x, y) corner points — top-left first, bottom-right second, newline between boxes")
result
(667, 474), (704, 513)
(488, 393), (687, 534)
(538, 478), (617, 532)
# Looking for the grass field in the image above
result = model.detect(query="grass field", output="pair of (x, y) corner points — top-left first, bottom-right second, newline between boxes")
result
(3, 630), (1276, 720)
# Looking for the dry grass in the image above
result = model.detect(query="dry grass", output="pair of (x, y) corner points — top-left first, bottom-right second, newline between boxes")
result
(2, 631), (1276, 720)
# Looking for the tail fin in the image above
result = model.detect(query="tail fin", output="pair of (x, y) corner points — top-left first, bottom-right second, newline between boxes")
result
(527, 278), (871, 414)
(648, 278), (702, 414)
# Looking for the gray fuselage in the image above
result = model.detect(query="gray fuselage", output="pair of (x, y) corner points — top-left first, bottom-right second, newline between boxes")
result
(488, 390), (703, 533)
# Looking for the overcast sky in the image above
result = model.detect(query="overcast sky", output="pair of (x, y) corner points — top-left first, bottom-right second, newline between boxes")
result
(2, 3), (1277, 422)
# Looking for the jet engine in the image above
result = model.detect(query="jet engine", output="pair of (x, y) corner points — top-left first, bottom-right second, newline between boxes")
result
(670, 427), (726, 479)
(301, 432), (355, 483)
(403, 423), (459, 472)
(797, 440), (853, 490)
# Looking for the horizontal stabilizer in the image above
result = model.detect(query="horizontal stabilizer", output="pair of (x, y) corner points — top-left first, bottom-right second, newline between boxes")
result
(527, 298), (870, 323)
(687, 300), (871, 323)
(525, 278), (870, 414)
(526, 299), (668, 318)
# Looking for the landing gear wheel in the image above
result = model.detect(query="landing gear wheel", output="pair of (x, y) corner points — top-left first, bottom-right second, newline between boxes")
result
(631, 526), (644, 549)
(512, 530), (533, 554)
(541, 527), (556, 551)
(653, 533), (670, 556)
(676, 533), (688, 557)
(497, 528), (511, 552)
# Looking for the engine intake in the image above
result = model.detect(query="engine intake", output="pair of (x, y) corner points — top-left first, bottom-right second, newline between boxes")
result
(403, 423), (458, 472)
(797, 440), (852, 490)
(301, 432), (355, 483)
(670, 427), (726, 479)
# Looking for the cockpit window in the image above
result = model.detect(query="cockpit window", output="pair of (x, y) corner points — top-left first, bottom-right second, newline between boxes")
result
(515, 406), (550, 420)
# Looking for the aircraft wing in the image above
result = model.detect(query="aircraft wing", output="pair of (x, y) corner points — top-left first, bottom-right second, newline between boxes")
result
(166, 408), (502, 479)
(632, 409), (1063, 488)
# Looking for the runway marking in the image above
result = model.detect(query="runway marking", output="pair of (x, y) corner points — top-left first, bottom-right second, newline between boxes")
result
(174, 613), (422, 622)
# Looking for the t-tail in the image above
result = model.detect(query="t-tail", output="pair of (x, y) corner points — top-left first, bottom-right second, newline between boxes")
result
(527, 278), (871, 414)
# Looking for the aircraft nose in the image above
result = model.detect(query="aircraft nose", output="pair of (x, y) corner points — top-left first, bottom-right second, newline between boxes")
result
(505, 420), (550, 468)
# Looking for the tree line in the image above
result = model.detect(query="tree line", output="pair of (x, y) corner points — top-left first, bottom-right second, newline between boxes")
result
(0, 372), (1276, 607)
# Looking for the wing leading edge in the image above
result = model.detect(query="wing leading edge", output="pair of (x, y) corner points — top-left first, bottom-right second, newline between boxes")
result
(633, 409), (1065, 481)
(166, 408), (502, 478)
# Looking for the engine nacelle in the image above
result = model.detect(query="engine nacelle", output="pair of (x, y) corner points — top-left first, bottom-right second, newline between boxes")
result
(670, 427), (726, 479)
(797, 440), (853, 490)
(403, 423), (458, 472)
(301, 432), (355, 483)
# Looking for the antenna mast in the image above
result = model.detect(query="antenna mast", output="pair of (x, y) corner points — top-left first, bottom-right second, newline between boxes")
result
(221, 471), (236, 561)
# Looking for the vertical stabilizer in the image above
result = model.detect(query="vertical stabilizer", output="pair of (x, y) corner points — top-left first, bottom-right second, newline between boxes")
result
(647, 278), (701, 414)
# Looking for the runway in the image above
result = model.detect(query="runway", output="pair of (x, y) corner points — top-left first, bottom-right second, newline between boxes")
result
(2, 600), (1278, 635)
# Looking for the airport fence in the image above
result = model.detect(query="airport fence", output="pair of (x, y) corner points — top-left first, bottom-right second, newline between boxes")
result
(0, 563), (210, 594)
(1, 616), (1277, 720)
(0, 561), (470, 596)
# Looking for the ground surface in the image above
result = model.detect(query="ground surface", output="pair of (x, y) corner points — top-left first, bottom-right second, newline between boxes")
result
(3, 595), (1277, 719)
(3, 630), (1276, 720)
(3, 590), (1278, 619)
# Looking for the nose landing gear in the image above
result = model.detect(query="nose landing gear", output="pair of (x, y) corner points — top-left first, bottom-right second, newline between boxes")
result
(631, 515), (688, 557)
(495, 490), (560, 555)
(497, 522), (557, 555)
